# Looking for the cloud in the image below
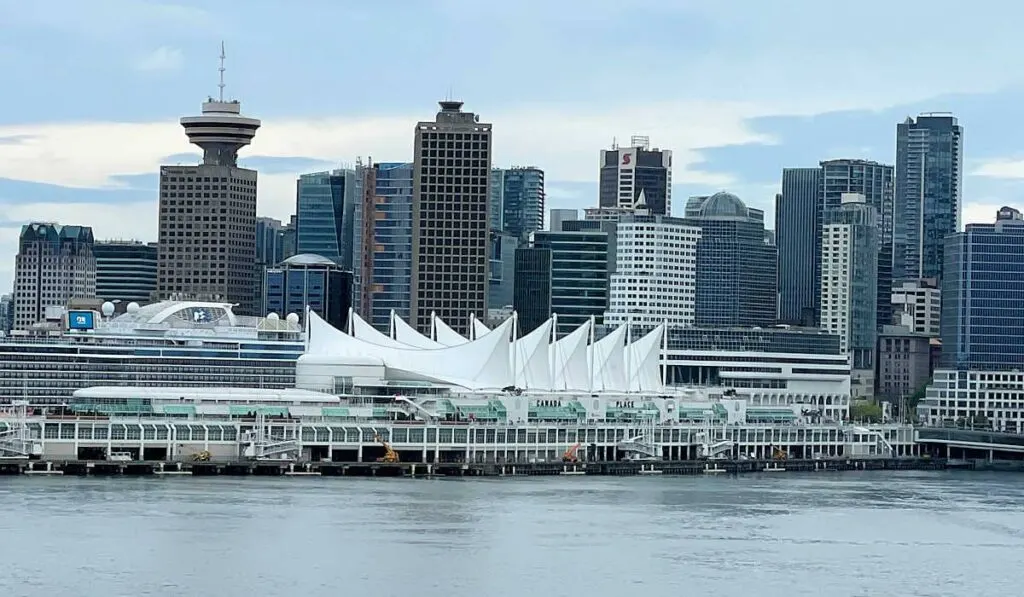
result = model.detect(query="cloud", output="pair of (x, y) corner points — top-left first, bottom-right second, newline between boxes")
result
(971, 158), (1024, 179)
(135, 46), (183, 72)
(0, 0), (212, 38)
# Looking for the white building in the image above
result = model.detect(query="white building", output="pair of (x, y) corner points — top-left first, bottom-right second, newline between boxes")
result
(918, 370), (1024, 433)
(891, 278), (940, 335)
(13, 223), (96, 331)
(605, 214), (701, 328)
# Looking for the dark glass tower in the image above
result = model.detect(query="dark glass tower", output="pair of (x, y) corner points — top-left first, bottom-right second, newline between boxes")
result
(598, 136), (672, 215)
(776, 168), (820, 326)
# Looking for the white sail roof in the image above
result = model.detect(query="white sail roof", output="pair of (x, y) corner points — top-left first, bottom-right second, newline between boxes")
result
(627, 323), (665, 393)
(392, 312), (442, 349)
(514, 318), (553, 390)
(588, 324), (627, 392)
(351, 311), (410, 348)
(550, 319), (592, 391)
(472, 319), (491, 341)
(433, 315), (469, 346)
(306, 310), (515, 390)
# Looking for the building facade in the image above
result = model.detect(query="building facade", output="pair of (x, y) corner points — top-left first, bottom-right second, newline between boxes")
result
(605, 214), (700, 328)
(513, 229), (610, 337)
(156, 97), (260, 314)
(549, 208), (578, 232)
(891, 278), (940, 335)
(876, 325), (934, 403)
(370, 162), (414, 332)
(776, 168), (821, 326)
(13, 223), (96, 330)
(94, 241), (158, 304)
(295, 169), (358, 270)
(490, 167), (545, 238)
(894, 113), (963, 281)
(411, 100), (492, 336)
(489, 232), (519, 310)
(684, 192), (777, 327)
(0, 295), (11, 334)
(255, 217), (285, 266)
(819, 193), (879, 398)
(599, 136), (672, 215)
(263, 254), (352, 332)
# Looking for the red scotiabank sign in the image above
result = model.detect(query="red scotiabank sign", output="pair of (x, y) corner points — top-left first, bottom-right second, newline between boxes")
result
(621, 154), (631, 165)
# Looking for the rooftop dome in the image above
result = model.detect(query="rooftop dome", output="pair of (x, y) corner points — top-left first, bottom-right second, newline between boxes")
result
(699, 191), (748, 218)
(282, 253), (337, 266)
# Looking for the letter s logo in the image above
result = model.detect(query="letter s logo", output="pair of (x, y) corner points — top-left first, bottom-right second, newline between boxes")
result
(621, 154), (631, 166)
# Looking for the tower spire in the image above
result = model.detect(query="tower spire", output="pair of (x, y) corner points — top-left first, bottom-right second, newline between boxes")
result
(218, 41), (226, 102)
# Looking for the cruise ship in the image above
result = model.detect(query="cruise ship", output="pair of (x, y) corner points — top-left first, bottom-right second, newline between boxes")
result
(0, 301), (304, 406)
(0, 309), (918, 464)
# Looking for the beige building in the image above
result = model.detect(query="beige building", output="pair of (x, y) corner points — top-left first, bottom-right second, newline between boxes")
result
(12, 223), (96, 330)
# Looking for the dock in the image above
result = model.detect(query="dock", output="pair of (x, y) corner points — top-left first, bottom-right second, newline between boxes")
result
(0, 457), (956, 478)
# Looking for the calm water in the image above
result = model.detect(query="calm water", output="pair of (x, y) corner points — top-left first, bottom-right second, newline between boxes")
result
(0, 471), (1022, 596)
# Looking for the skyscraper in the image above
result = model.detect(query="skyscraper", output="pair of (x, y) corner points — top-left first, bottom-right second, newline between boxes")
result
(776, 167), (820, 325)
(410, 100), (492, 336)
(94, 240), (158, 304)
(156, 72), (261, 314)
(490, 167), (545, 238)
(684, 192), (777, 327)
(255, 217), (284, 266)
(599, 136), (672, 215)
(13, 222), (96, 330)
(263, 254), (352, 332)
(819, 159), (894, 329)
(895, 113), (963, 281)
(370, 162), (414, 331)
(819, 193), (879, 398)
(295, 169), (358, 269)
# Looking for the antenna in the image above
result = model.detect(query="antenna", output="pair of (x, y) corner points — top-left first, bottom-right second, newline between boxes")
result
(218, 41), (226, 102)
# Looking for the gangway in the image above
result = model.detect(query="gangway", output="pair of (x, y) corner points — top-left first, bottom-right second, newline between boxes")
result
(616, 416), (661, 460)
(240, 412), (301, 461)
(393, 395), (439, 421)
(695, 420), (735, 459)
(853, 426), (895, 457)
(0, 401), (42, 460)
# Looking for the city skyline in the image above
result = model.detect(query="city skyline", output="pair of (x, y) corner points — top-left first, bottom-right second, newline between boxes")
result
(2, 0), (1024, 293)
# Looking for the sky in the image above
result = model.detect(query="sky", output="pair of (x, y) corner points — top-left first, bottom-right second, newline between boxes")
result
(2, 0), (1024, 293)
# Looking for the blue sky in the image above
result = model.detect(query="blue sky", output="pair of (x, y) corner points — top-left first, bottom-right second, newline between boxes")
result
(1, 0), (1024, 292)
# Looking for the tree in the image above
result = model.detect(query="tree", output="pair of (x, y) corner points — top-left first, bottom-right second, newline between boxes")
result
(850, 401), (883, 423)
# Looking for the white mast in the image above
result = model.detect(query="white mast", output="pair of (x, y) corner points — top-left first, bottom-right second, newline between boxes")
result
(469, 312), (477, 341)
(661, 318), (668, 389)
(550, 313), (558, 390)
(430, 311), (437, 342)
(510, 312), (519, 388)
(625, 313), (633, 393)
(347, 307), (354, 335)
(588, 315), (596, 393)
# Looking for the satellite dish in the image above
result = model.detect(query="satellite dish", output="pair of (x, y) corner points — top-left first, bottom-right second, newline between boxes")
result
(101, 302), (115, 317)
(286, 313), (299, 324)
(266, 312), (280, 320)
(126, 302), (140, 314)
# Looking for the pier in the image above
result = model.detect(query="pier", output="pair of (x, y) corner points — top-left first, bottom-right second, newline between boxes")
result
(0, 456), (954, 478)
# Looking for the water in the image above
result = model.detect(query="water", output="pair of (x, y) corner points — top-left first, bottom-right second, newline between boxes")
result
(0, 471), (1022, 596)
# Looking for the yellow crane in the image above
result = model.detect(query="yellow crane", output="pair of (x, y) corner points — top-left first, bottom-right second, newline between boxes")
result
(562, 442), (581, 463)
(191, 450), (211, 462)
(374, 433), (399, 463)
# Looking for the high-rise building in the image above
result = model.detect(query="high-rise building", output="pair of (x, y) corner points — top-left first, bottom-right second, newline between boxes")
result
(891, 278), (940, 336)
(605, 214), (700, 328)
(281, 215), (297, 261)
(13, 222), (96, 330)
(295, 169), (358, 269)
(93, 241), (158, 304)
(370, 162), (414, 332)
(895, 113), (963, 281)
(776, 168), (821, 326)
(410, 100), (492, 336)
(490, 167), (545, 238)
(940, 206), (1024, 370)
(549, 208), (578, 232)
(255, 217), (284, 266)
(819, 159), (894, 331)
(819, 193), (879, 398)
(156, 84), (261, 314)
(599, 136), (672, 215)
(684, 192), (777, 327)
(514, 229), (611, 337)
(353, 161), (375, 319)
(263, 254), (352, 332)
(0, 294), (11, 334)
(489, 232), (518, 310)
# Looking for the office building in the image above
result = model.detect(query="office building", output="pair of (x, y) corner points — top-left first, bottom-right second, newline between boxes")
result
(0, 294), (13, 334)
(549, 208), (578, 232)
(93, 241), (158, 304)
(514, 229), (611, 337)
(281, 216), (297, 261)
(353, 161), (376, 319)
(891, 278), (940, 335)
(491, 167), (545, 237)
(489, 232), (518, 310)
(684, 192), (777, 327)
(599, 136), (672, 215)
(819, 159), (894, 329)
(876, 325), (934, 404)
(13, 222), (96, 330)
(819, 193), (879, 398)
(411, 100), (492, 336)
(605, 214), (700, 328)
(295, 169), (358, 270)
(263, 254), (352, 331)
(369, 162), (414, 332)
(156, 89), (260, 314)
(895, 113), (963, 281)
(256, 217), (285, 266)
(776, 168), (821, 326)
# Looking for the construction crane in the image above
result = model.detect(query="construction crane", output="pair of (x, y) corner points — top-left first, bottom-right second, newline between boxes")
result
(772, 446), (788, 460)
(562, 442), (581, 463)
(191, 450), (211, 462)
(375, 433), (399, 463)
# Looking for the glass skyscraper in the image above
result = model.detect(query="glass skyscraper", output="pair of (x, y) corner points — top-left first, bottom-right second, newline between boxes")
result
(370, 162), (414, 331)
(295, 169), (357, 269)
(263, 254), (352, 332)
(940, 207), (1024, 370)
(895, 113), (963, 281)
(776, 168), (820, 325)
(490, 167), (545, 237)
